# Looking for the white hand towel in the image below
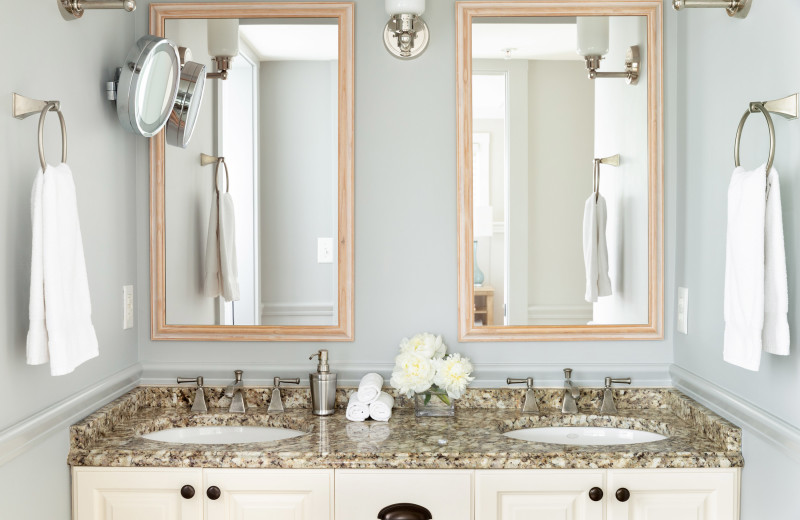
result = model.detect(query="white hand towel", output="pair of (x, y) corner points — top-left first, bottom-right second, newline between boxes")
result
(595, 194), (612, 297)
(368, 392), (395, 422)
(357, 373), (384, 403)
(346, 392), (370, 422)
(204, 190), (240, 302)
(204, 192), (222, 297)
(724, 165), (767, 371)
(583, 193), (612, 302)
(762, 169), (790, 355)
(27, 164), (99, 376)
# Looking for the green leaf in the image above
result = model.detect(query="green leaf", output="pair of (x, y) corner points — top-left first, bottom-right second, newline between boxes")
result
(437, 394), (451, 405)
(424, 392), (432, 405)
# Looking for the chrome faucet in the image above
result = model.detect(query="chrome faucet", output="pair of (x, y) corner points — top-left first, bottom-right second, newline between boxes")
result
(506, 377), (539, 413)
(225, 370), (247, 413)
(268, 377), (300, 413)
(562, 368), (580, 414)
(600, 376), (631, 414)
(177, 376), (207, 413)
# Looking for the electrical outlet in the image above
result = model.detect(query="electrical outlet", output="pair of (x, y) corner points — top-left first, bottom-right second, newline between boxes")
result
(317, 237), (334, 264)
(677, 287), (688, 334)
(123, 285), (134, 330)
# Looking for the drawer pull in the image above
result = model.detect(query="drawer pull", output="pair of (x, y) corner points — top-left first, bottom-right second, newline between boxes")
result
(180, 485), (195, 499)
(588, 487), (603, 501)
(615, 487), (631, 502)
(207, 486), (221, 500)
(377, 502), (433, 520)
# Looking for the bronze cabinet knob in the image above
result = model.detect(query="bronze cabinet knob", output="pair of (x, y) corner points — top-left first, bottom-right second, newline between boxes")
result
(616, 487), (631, 502)
(588, 487), (604, 501)
(206, 486), (221, 500)
(180, 485), (195, 499)
(377, 503), (433, 520)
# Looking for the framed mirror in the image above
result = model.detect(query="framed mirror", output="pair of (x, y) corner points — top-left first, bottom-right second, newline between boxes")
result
(150, 2), (354, 341)
(456, 1), (662, 341)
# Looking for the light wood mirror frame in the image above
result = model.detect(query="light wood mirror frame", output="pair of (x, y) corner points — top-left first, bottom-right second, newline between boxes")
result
(456, 1), (663, 342)
(150, 2), (354, 341)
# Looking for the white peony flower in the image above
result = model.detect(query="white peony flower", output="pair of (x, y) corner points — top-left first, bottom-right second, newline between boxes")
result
(398, 333), (447, 360)
(390, 351), (437, 397)
(433, 353), (475, 399)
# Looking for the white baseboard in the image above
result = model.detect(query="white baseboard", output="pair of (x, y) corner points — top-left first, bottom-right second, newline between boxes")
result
(260, 302), (335, 317)
(0, 363), (142, 466)
(670, 364), (800, 463)
(527, 304), (593, 325)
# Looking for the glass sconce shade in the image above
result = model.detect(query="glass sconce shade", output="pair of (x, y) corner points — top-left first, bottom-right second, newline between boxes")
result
(576, 16), (609, 56)
(385, 0), (425, 16)
(208, 19), (240, 58)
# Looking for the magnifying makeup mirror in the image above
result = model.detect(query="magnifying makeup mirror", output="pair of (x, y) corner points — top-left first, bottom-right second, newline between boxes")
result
(167, 49), (207, 149)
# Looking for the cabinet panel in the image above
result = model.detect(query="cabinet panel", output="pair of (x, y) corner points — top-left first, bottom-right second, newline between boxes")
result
(72, 468), (203, 520)
(335, 469), (473, 520)
(204, 469), (332, 520)
(606, 469), (740, 520)
(475, 470), (605, 520)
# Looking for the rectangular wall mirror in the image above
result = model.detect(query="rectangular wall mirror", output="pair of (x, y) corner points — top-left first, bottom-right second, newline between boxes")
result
(150, 3), (353, 341)
(456, 1), (663, 341)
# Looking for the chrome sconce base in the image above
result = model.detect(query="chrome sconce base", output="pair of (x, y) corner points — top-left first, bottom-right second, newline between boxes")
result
(584, 46), (640, 86)
(58, 0), (136, 21)
(207, 57), (233, 80)
(384, 13), (430, 59)
(673, 0), (752, 19)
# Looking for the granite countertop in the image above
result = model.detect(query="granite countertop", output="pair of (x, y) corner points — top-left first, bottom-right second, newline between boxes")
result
(68, 386), (742, 470)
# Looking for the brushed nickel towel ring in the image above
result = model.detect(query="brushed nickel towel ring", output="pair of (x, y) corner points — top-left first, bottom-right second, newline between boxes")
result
(734, 93), (798, 175)
(201, 153), (229, 193)
(593, 154), (620, 202)
(12, 93), (67, 171)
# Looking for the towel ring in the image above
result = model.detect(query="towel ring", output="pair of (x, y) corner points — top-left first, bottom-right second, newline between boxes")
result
(37, 102), (68, 171)
(734, 102), (775, 174)
(214, 157), (229, 194)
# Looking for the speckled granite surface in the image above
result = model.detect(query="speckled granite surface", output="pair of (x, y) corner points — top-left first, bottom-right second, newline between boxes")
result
(68, 386), (742, 470)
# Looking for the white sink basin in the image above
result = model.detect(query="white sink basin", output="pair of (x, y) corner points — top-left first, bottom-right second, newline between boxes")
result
(504, 426), (667, 446)
(142, 426), (306, 445)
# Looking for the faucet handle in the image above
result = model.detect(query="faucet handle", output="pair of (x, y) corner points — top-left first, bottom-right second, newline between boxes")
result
(177, 377), (207, 413)
(234, 370), (243, 382)
(268, 378), (299, 413)
(507, 377), (538, 413)
(600, 377), (631, 414)
(563, 368), (573, 379)
(273, 377), (300, 388)
(177, 376), (204, 387)
(604, 377), (631, 388)
(507, 377), (534, 389)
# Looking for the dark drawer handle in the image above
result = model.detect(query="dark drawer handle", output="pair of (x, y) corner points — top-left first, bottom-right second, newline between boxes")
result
(180, 485), (195, 499)
(207, 486), (221, 500)
(588, 487), (603, 502)
(377, 502), (433, 520)
(616, 487), (631, 502)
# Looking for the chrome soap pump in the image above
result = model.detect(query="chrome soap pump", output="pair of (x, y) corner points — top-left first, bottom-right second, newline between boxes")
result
(309, 349), (337, 416)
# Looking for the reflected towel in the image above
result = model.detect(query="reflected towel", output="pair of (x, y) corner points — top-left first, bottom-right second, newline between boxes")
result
(345, 422), (370, 441)
(369, 423), (391, 442)
(27, 164), (99, 375)
(583, 193), (612, 302)
(368, 392), (395, 422)
(204, 189), (240, 302)
(762, 170), (790, 356)
(346, 392), (370, 422)
(357, 373), (384, 403)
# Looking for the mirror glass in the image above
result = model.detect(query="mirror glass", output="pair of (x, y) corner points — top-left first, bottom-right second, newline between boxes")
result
(163, 17), (339, 327)
(139, 49), (178, 127)
(457, 2), (662, 340)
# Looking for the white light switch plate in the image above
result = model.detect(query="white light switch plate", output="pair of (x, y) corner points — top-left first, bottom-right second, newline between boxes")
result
(677, 287), (688, 334)
(317, 237), (334, 264)
(123, 285), (134, 330)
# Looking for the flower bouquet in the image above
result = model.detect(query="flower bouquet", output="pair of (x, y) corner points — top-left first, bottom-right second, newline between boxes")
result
(389, 333), (474, 417)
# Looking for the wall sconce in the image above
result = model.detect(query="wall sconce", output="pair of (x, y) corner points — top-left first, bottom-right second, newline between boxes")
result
(207, 19), (239, 80)
(576, 17), (640, 86)
(384, 0), (429, 59)
(673, 0), (752, 19)
(58, 0), (136, 20)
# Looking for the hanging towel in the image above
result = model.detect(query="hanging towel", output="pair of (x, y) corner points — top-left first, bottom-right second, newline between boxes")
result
(583, 193), (612, 302)
(345, 392), (370, 422)
(762, 169), (790, 356)
(204, 188), (240, 302)
(368, 392), (395, 422)
(724, 165), (767, 371)
(27, 164), (99, 376)
(357, 373), (384, 403)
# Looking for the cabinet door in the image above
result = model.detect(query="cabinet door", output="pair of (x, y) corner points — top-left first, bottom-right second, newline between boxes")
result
(606, 469), (741, 520)
(475, 469), (605, 520)
(335, 469), (473, 520)
(203, 469), (332, 520)
(72, 467), (203, 520)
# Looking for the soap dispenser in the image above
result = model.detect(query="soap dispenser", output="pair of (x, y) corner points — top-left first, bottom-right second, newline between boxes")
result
(309, 349), (337, 415)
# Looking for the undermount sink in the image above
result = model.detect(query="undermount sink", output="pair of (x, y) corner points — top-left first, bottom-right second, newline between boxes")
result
(142, 426), (306, 445)
(504, 426), (667, 446)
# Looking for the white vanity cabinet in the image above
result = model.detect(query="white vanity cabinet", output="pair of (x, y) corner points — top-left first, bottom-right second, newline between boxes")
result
(475, 468), (740, 520)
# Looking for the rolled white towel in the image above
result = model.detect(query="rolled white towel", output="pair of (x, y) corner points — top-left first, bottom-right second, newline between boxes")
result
(346, 393), (370, 422)
(368, 392), (395, 422)
(357, 372), (384, 403)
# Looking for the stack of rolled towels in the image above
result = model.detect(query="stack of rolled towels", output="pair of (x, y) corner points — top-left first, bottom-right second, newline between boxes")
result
(346, 373), (394, 422)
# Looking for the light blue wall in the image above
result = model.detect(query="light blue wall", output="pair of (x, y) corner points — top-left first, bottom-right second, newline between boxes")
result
(674, 1), (800, 516)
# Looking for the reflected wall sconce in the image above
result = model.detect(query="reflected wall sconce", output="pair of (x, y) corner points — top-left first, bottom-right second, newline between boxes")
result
(673, 0), (752, 19)
(58, 0), (136, 21)
(207, 19), (239, 80)
(576, 17), (640, 86)
(384, 0), (429, 59)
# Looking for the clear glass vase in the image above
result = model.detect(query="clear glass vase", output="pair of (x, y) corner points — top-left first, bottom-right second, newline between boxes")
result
(414, 387), (455, 417)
